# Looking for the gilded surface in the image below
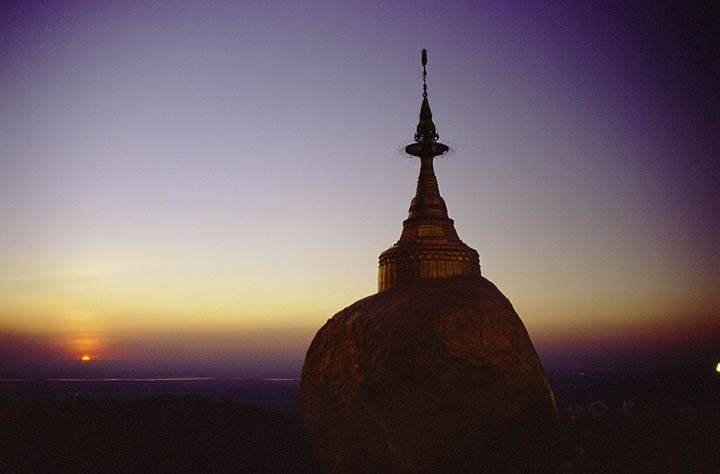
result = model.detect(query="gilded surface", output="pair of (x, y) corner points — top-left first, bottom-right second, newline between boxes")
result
(378, 155), (480, 291)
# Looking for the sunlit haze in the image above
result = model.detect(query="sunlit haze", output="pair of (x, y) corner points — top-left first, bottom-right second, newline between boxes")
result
(1, 1), (718, 371)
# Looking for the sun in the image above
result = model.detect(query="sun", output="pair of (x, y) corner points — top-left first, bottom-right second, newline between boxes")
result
(81, 355), (91, 362)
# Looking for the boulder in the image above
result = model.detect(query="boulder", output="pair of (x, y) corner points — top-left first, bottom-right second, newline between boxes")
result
(300, 275), (557, 473)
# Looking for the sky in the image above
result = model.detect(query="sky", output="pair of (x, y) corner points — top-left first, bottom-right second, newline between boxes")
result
(1, 1), (718, 370)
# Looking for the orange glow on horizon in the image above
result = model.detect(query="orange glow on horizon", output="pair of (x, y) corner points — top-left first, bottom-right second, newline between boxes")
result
(81, 355), (90, 361)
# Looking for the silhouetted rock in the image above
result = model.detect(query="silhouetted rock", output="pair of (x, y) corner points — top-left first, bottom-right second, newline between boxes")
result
(300, 275), (557, 473)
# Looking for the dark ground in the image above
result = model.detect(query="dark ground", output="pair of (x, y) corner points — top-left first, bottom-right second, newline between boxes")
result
(1, 370), (719, 473)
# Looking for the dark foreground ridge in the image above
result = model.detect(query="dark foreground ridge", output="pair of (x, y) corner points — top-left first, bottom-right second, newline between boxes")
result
(1, 373), (719, 473)
(0, 394), (316, 474)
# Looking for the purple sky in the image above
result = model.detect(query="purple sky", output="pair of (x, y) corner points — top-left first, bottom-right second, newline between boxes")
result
(1, 1), (718, 369)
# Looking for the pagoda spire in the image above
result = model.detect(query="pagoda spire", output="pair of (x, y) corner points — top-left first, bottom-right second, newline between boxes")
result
(405, 49), (449, 159)
(404, 49), (450, 221)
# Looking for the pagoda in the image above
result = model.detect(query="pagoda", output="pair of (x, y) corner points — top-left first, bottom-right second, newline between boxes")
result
(378, 49), (480, 291)
(300, 50), (557, 474)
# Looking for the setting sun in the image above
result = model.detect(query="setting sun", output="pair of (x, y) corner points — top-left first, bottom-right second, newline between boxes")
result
(81, 355), (90, 362)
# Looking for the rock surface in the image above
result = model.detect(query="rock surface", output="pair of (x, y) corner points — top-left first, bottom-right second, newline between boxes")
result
(300, 275), (557, 473)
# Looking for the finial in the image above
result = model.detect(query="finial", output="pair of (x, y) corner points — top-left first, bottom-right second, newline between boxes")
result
(422, 49), (428, 99)
(405, 49), (449, 158)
